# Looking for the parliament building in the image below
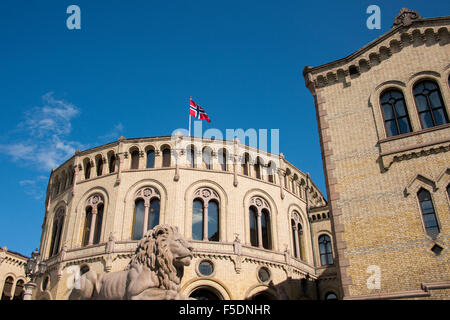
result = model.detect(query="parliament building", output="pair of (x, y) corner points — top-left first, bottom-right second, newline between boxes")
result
(1, 8), (449, 300)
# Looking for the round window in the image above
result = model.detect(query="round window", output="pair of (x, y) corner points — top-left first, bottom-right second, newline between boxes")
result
(257, 267), (270, 283)
(198, 260), (214, 276)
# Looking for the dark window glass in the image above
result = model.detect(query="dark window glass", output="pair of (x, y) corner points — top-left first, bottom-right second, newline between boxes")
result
(130, 150), (139, 169)
(93, 204), (103, 244)
(203, 149), (211, 170)
(42, 277), (49, 291)
(249, 207), (258, 247)
(242, 154), (249, 176)
(189, 288), (221, 300)
(109, 154), (116, 173)
(146, 150), (155, 168)
(1, 277), (14, 300)
(418, 189), (440, 238)
(162, 148), (171, 167)
(291, 220), (298, 258)
(82, 208), (92, 246)
(261, 209), (271, 250)
(13, 280), (24, 300)
(325, 292), (338, 300)
(84, 161), (91, 179)
(297, 224), (304, 260)
(380, 90), (412, 137)
(218, 150), (227, 171)
(187, 147), (195, 168)
(255, 163), (261, 179)
(149, 199), (160, 230)
(198, 261), (214, 276)
(413, 81), (449, 128)
(96, 158), (103, 176)
(258, 267), (270, 282)
(192, 200), (203, 240)
(49, 221), (59, 256)
(208, 201), (219, 241)
(319, 235), (333, 266)
(133, 199), (145, 240)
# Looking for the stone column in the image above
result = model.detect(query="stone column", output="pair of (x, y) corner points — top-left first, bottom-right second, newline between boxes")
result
(278, 169), (285, 199)
(143, 203), (150, 236)
(23, 282), (37, 301)
(88, 206), (98, 245)
(257, 211), (263, 248)
(202, 202), (209, 241)
(293, 224), (300, 258)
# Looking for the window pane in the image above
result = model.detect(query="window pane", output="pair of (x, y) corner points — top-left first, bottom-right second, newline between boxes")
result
(146, 150), (155, 168)
(162, 149), (171, 167)
(426, 227), (439, 239)
(149, 199), (160, 230)
(192, 200), (203, 240)
(420, 112), (434, 129)
(133, 200), (145, 240)
(385, 120), (398, 137)
(413, 83), (424, 95)
(382, 104), (394, 120)
(423, 214), (438, 228)
(131, 151), (139, 169)
(93, 205), (103, 244)
(208, 201), (219, 241)
(398, 117), (412, 134)
(249, 207), (258, 247)
(420, 200), (434, 214)
(415, 95), (429, 112)
(261, 210), (271, 250)
(433, 109), (448, 126)
(394, 100), (407, 116)
(429, 91), (442, 109)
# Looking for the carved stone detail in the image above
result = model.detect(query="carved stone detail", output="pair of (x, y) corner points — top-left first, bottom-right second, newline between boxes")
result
(393, 8), (422, 28)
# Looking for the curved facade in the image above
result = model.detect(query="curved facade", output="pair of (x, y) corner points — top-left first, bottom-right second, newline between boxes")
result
(35, 135), (337, 300)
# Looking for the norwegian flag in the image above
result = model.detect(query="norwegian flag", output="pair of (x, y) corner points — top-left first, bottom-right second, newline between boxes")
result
(189, 98), (211, 123)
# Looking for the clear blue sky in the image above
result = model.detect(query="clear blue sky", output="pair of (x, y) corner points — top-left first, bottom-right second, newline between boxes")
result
(0, 1), (448, 256)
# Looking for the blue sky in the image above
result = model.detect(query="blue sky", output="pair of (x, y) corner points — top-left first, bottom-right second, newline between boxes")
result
(0, 1), (448, 256)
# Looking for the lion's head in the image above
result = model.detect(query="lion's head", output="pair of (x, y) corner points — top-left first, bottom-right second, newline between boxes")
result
(130, 224), (193, 291)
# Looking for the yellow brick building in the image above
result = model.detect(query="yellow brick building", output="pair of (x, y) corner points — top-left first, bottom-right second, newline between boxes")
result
(303, 9), (450, 299)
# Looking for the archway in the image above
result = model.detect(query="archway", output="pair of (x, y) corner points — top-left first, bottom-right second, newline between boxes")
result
(189, 287), (223, 300)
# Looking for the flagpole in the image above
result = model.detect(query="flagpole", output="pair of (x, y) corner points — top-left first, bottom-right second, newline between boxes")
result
(188, 96), (192, 137)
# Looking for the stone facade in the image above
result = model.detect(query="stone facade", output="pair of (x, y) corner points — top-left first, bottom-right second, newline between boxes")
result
(0, 247), (28, 300)
(29, 135), (337, 300)
(303, 9), (450, 299)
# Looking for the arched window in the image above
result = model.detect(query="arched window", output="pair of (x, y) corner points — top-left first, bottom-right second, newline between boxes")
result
(13, 280), (24, 300)
(84, 159), (92, 180)
(318, 235), (333, 266)
(202, 147), (212, 170)
(146, 149), (155, 168)
(162, 147), (171, 167)
(268, 161), (276, 183)
(218, 149), (227, 171)
(1, 276), (14, 300)
(325, 292), (338, 300)
(186, 146), (195, 168)
(96, 156), (103, 177)
(413, 80), (449, 129)
(261, 209), (271, 250)
(82, 195), (104, 246)
(108, 152), (116, 173)
(254, 157), (262, 179)
(132, 187), (161, 240)
(242, 153), (250, 176)
(380, 89), (412, 137)
(249, 197), (272, 250)
(417, 188), (440, 238)
(291, 212), (304, 260)
(130, 149), (140, 170)
(49, 208), (65, 257)
(189, 287), (222, 300)
(249, 207), (258, 247)
(192, 188), (220, 241)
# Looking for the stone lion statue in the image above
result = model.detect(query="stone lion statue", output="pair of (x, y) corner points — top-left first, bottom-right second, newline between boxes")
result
(69, 224), (193, 300)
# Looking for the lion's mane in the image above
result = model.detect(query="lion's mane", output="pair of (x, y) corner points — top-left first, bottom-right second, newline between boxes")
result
(128, 225), (181, 292)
